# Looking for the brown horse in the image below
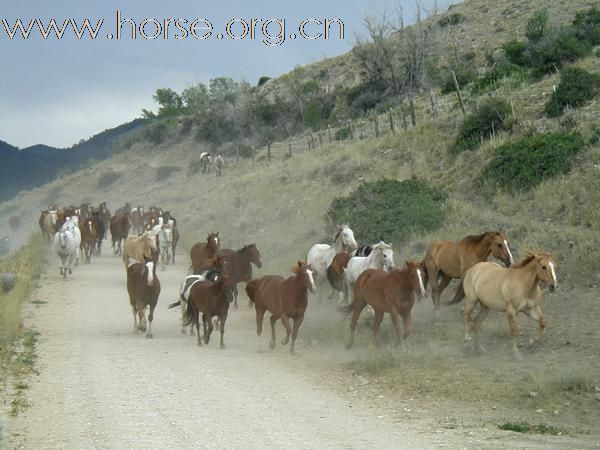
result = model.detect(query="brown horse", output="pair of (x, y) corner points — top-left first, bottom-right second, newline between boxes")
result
(341, 262), (426, 350)
(79, 218), (97, 264)
(126, 257), (160, 338)
(462, 253), (557, 359)
(171, 226), (180, 265)
(246, 262), (316, 354)
(422, 229), (513, 311)
(326, 251), (350, 301)
(182, 277), (230, 348)
(110, 214), (131, 256)
(217, 244), (262, 308)
(190, 232), (220, 273)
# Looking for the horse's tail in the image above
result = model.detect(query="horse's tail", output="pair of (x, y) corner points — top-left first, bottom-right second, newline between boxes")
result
(245, 279), (258, 304)
(168, 300), (181, 309)
(419, 260), (429, 290)
(182, 296), (198, 327)
(446, 279), (465, 306)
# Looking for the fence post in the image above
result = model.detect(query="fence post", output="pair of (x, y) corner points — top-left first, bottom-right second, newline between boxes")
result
(348, 119), (354, 140)
(236, 146), (240, 164)
(373, 111), (380, 137)
(429, 91), (438, 119)
(267, 142), (271, 162)
(451, 70), (466, 116)
(388, 109), (395, 134)
(409, 98), (416, 127)
(401, 107), (408, 130)
(327, 125), (332, 143)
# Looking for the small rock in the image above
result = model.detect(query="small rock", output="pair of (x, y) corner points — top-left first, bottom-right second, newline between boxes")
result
(595, 394), (600, 402)
(356, 376), (369, 386)
(529, 391), (538, 398)
(553, 410), (559, 415)
(535, 409), (543, 413)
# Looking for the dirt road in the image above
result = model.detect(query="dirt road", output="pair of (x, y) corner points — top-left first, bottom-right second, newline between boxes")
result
(5, 252), (597, 449)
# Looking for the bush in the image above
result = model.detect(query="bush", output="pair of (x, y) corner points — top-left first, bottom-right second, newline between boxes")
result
(438, 13), (466, 28)
(441, 65), (478, 94)
(144, 121), (168, 145)
(544, 67), (600, 117)
(502, 39), (528, 66)
(478, 132), (585, 192)
(573, 7), (600, 45)
(452, 97), (513, 153)
(156, 165), (181, 181)
(471, 63), (528, 93)
(528, 29), (592, 76)
(97, 170), (121, 189)
(326, 179), (447, 243)
(335, 127), (352, 140)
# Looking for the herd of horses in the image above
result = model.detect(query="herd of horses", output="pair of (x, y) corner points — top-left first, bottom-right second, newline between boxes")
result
(38, 203), (557, 359)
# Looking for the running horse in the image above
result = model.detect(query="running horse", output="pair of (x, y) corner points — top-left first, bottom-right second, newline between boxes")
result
(422, 229), (514, 311)
(217, 244), (262, 308)
(79, 217), (97, 264)
(127, 256), (161, 338)
(341, 261), (426, 350)
(190, 232), (220, 273)
(246, 262), (316, 354)
(110, 213), (131, 256)
(462, 252), (557, 359)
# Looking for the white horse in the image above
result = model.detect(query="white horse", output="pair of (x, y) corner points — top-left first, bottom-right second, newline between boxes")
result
(214, 154), (224, 176)
(53, 229), (76, 279)
(61, 216), (81, 267)
(200, 152), (212, 173)
(343, 241), (395, 304)
(157, 225), (172, 271)
(307, 224), (358, 296)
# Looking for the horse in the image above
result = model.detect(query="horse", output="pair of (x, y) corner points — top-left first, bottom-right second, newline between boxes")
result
(343, 242), (395, 304)
(126, 256), (160, 338)
(462, 252), (557, 359)
(169, 267), (222, 335)
(350, 245), (373, 258)
(422, 229), (514, 311)
(217, 244), (262, 308)
(214, 154), (224, 176)
(42, 210), (58, 241)
(61, 217), (81, 267)
(200, 152), (212, 173)
(157, 225), (172, 271)
(246, 261), (316, 354)
(171, 225), (180, 265)
(53, 229), (76, 279)
(99, 202), (111, 237)
(131, 206), (145, 235)
(115, 202), (132, 217)
(190, 232), (220, 273)
(91, 210), (106, 255)
(110, 214), (130, 256)
(341, 261), (426, 350)
(181, 276), (230, 348)
(79, 217), (97, 264)
(306, 224), (358, 297)
(122, 231), (157, 270)
(326, 251), (350, 302)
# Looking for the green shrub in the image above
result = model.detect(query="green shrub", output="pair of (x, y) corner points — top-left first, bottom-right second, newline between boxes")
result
(525, 9), (549, 43)
(452, 98), (513, 153)
(326, 179), (447, 243)
(144, 121), (168, 145)
(335, 127), (352, 140)
(528, 29), (592, 76)
(441, 65), (478, 94)
(156, 165), (181, 181)
(502, 39), (528, 66)
(438, 13), (466, 27)
(573, 7), (600, 45)
(544, 67), (600, 117)
(478, 132), (585, 192)
(97, 170), (121, 189)
(471, 63), (528, 93)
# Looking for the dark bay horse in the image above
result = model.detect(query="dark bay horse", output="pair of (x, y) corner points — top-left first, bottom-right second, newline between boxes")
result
(79, 217), (97, 264)
(246, 262), (316, 354)
(110, 213), (131, 256)
(422, 229), (514, 311)
(217, 244), (262, 308)
(341, 262), (426, 350)
(126, 257), (160, 338)
(190, 232), (220, 273)
(91, 210), (106, 255)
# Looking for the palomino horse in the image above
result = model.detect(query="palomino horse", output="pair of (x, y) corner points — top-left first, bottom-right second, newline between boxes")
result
(182, 276), (231, 348)
(422, 229), (514, 311)
(122, 231), (157, 270)
(462, 253), (557, 359)
(190, 232), (220, 273)
(169, 267), (221, 335)
(246, 262), (316, 354)
(217, 244), (262, 308)
(341, 262), (426, 350)
(343, 242), (395, 304)
(307, 225), (358, 295)
(157, 225), (172, 271)
(110, 214), (131, 256)
(79, 218), (97, 264)
(126, 256), (160, 338)
(53, 229), (76, 279)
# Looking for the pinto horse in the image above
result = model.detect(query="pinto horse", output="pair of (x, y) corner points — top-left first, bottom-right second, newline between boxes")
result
(126, 257), (160, 338)
(343, 242), (395, 304)
(462, 253), (557, 359)
(110, 214), (131, 256)
(341, 262), (426, 350)
(190, 233), (221, 273)
(79, 218), (97, 264)
(326, 251), (351, 301)
(217, 244), (262, 308)
(422, 229), (514, 311)
(246, 262), (316, 354)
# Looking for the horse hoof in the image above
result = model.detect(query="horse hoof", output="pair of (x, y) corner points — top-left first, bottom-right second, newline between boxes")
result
(220, 344), (226, 350)
(146, 333), (153, 339)
(513, 352), (523, 361)
(269, 340), (276, 350)
(281, 338), (289, 345)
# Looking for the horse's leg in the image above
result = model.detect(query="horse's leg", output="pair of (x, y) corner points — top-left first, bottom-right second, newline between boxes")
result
(462, 298), (478, 343)
(428, 268), (441, 311)
(219, 313), (227, 349)
(505, 305), (521, 360)
(436, 273), (452, 307)
(400, 309), (412, 342)
(346, 299), (367, 350)
(146, 302), (155, 339)
(131, 304), (138, 333)
(290, 315), (304, 354)
(372, 309), (385, 349)
(280, 314), (292, 345)
(471, 304), (490, 352)
(255, 306), (266, 351)
(524, 305), (545, 348)
(233, 285), (239, 309)
(269, 315), (278, 350)
(204, 314), (213, 345)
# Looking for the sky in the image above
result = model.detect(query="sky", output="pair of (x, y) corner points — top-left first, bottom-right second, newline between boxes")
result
(0, 0), (454, 149)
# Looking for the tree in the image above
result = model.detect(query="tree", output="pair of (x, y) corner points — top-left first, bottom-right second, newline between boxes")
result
(525, 9), (549, 43)
(152, 88), (183, 117)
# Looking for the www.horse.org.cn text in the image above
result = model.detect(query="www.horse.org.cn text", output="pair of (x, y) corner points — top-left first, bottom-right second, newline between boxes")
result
(0, 12), (345, 47)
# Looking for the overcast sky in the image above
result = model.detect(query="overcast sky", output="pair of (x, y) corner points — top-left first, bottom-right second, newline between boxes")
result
(1, 0), (453, 149)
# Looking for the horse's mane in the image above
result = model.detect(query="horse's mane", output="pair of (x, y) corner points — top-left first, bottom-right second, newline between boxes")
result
(513, 251), (552, 268)
(463, 231), (494, 244)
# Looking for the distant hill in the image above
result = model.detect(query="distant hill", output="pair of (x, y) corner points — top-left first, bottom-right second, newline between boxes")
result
(0, 119), (145, 203)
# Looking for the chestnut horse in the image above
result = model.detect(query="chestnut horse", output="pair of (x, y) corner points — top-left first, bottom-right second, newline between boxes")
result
(422, 229), (514, 311)
(110, 214), (130, 256)
(462, 253), (557, 359)
(217, 244), (262, 308)
(126, 256), (160, 338)
(190, 232), (220, 273)
(79, 217), (97, 264)
(246, 262), (316, 354)
(182, 277), (230, 348)
(326, 251), (350, 301)
(341, 262), (426, 350)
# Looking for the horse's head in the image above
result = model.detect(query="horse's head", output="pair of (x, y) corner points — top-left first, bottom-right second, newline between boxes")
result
(489, 229), (514, 267)
(245, 244), (262, 268)
(208, 232), (220, 249)
(293, 261), (316, 293)
(374, 242), (395, 272)
(337, 224), (358, 251)
(531, 253), (558, 292)
(144, 256), (156, 286)
(405, 260), (427, 300)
